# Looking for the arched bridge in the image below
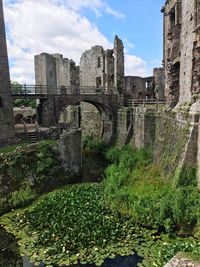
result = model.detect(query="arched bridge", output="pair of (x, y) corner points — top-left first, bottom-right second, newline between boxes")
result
(12, 84), (120, 143)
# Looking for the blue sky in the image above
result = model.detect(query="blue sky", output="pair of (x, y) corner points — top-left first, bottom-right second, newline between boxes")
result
(3, 0), (164, 83)
(84, 0), (164, 64)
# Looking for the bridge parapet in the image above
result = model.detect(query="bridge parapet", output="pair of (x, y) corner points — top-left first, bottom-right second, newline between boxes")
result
(11, 84), (117, 97)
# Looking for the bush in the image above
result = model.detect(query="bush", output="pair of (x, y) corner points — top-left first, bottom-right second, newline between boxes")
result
(82, 135), (108, 155)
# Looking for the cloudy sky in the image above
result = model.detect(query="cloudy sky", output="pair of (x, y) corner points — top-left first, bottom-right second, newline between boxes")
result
(3, 0), (164, 83)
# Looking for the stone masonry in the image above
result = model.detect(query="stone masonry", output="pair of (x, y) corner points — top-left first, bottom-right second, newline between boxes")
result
(58, 128), (82, 177)
(0, 0), (15, 145)
(153, 67), (165, 99)
(35, 36), (159, 101)
(162, 0), (200, 110)
(124, 76), (155, 100)
(34, 53), (79, 94)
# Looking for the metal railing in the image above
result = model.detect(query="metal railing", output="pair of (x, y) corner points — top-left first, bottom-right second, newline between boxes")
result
(126, 99), (166, 107)
(11, 84), (110, 96)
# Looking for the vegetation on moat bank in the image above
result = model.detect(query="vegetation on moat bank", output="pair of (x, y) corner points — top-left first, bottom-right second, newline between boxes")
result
(103, 146), (199, 234)
(1, 145), (200, 266)
(0, 138), (109, 215)
(0, 140), (66, 214)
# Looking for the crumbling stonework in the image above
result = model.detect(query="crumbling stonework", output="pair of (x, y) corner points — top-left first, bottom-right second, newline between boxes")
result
(34, 53), (79, 94)
(0, 0), (15, 146)
(124, 76), (155, 100)
(154, 67), (165, 99)
(114, 35), (124, 93)
(192, 42), (200, 95)
(35, 35), (159, 104)
(162, 0), (182, 106)
(80, 46), (109, 91)
(79, 36), (123, 94)
(163, 0), (200, 108)
(58, 128), (82, 177)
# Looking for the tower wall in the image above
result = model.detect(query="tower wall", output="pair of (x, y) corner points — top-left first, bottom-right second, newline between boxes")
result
(0, 0), (15, 145)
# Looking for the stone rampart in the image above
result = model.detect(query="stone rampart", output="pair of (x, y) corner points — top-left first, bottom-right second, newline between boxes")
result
(117, 107), (199, 180)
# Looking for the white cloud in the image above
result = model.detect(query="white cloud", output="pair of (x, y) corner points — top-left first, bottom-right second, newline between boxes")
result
(3, 0), (148, 83)
(53, 0), (125, 18)
(125, 55), (150, 77)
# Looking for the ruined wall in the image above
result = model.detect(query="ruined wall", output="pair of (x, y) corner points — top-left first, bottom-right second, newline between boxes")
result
(179, 0), (195, 104)
(114, 36), (124, 93)
(34, 53), (57, 94)
(0, 0), (15, 145)
(58, 128), (82, 177)
(153, 68), (165, 99)
(80, 102), (102, 140)
(116, 107), (199, 180)
(163, 0), (200, 108)
(124, 76), (146, 99)
(80, 46), (105, 90)
(105, 49), (115, 93)
(35, 53), (79, 94)
(163, 0), (182, 107)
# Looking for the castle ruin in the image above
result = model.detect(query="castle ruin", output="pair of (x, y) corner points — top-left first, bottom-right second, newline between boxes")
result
(34, 36), (159, 101)
(162, 0), (200, 110)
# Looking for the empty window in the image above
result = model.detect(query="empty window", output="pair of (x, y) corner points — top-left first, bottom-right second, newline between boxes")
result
(97, 57), (101, 68)
(96, 77), (102, 88)
(50, 70), (53, 77)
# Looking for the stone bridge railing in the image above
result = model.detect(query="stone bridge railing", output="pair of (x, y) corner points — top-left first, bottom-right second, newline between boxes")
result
(11, 84), (115, 97)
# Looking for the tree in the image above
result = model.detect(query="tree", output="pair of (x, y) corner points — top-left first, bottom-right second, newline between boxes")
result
(11, 82), (36, 108)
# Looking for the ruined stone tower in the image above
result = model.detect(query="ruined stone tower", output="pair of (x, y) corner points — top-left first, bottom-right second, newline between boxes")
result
(0, 0), (14, 145)
(114, 35), (124, 94)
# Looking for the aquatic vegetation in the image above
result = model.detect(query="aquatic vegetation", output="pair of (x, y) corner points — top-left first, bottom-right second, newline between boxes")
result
(0, 184), (148, 266)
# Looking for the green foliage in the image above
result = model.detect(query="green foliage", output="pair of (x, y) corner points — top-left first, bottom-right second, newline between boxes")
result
(173, 166), (197, 188)
(137, 235), (200, 266)
(11, 81), (36, 108)
(0, 140), (65, 214)
(0, 226), (23, 267)
(8, 185), (36, 208)
(103, 146), (200, 234)
(0, 142), (28, 154)
(82, 135), (108, 155)
(0, 184), (152, 266)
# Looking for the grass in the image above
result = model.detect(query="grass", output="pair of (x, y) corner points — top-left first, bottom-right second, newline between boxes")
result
(0, 141), (28, 154)
(0, 139), (57, 154)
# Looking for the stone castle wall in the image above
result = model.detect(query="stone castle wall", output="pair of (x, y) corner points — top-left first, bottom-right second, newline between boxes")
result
(34, 53), (79, 94)
(163, 0), (200, 109)
(179, 0), (195, 104)
(116, 107), (198, 180)
(0, 0), (15, 145)
(80, 46), (106, 89)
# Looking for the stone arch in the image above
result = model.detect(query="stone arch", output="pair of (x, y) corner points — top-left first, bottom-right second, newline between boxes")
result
(82, 100), (113, 144)
(57, 100), (114, 144)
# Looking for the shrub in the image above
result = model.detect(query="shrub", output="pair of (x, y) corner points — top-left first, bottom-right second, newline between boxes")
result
(82, 135), (108, 155)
